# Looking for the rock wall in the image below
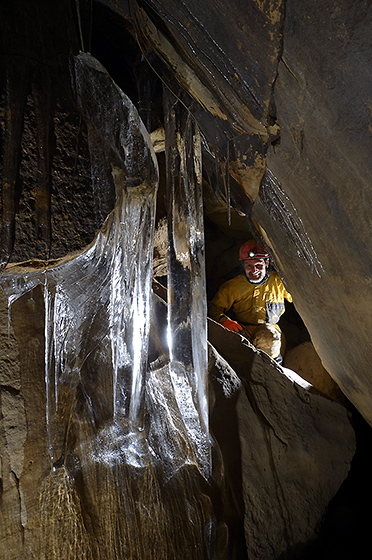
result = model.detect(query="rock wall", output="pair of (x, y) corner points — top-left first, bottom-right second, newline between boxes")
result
(208, 320), (355, 559)
(1, 0), (371, 558)
(253, 0), (372, 423)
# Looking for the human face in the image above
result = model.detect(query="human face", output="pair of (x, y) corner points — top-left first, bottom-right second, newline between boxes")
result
(243, 258), (268, 283)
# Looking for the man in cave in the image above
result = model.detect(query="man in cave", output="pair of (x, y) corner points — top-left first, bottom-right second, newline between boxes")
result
(208, 240), (292, 362)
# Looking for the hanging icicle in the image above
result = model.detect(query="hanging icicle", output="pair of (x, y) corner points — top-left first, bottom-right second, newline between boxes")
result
(163, 86), (210, 479)
(225, 139), (232, 226)
(1, 53), (159, 467)
(0, 51), (217, 559)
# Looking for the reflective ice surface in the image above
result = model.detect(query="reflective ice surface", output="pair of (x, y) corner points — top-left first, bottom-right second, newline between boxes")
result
(261, 169), (324, 276)
(164, 87), (210, 478)
(0, 54), (211, 480)
(1, 53), (158, 469)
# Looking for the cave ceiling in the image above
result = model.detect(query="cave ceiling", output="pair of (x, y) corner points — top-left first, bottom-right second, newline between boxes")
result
(2, 0), (372, 427)
(95, 0), (284, 220)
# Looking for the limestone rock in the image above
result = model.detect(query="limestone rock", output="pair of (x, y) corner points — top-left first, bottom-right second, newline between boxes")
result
(0, 290), (21, 390)
(238, 355), (354, 559)
(253, 0), (372, 426)
(0, 287), (50, 560)
(208, 319), (356, 560)
(284, 341), (345, 402)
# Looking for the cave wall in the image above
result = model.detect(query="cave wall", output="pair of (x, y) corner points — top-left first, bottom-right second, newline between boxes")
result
(96, 0), (372, 426)
(0, 0), (103, 263)
(253, 0), (372, 422)
(1, 1), (371, 422)
(1, 1), (371, 427)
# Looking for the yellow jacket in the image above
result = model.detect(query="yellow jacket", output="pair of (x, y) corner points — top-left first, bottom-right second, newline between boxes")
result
(209, 272), (292, 326)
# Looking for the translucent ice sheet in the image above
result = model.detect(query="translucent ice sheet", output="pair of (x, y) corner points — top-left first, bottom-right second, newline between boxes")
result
(1, 54), (211, 479)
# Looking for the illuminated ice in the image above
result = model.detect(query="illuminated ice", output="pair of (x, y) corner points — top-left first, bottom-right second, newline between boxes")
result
(164, 87), (210, 477)
(0, 54), (211, 479)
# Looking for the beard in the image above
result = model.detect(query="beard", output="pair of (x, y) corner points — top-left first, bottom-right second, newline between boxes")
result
(248, 274), (265, 283)
(245, 268), (270, 286)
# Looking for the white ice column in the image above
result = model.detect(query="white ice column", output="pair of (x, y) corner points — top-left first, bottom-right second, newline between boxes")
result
(164, 87), (210, 478)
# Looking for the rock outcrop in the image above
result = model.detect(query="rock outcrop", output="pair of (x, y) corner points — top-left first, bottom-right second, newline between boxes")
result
(208, 320), (355, 559)
(253, 0), (372, 427)
(284, 341), (345, 402)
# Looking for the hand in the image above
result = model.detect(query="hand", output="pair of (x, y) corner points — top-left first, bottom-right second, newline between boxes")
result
(221, 318), (243, 332)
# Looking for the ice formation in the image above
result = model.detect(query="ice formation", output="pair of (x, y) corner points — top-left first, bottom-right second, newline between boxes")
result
(164, 87), (210, 477)
(0, 53), (211, 479)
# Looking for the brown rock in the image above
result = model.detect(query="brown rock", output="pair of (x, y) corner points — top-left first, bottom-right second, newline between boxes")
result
(209, 320), (356, 560)
(253, 0), (372, 426)
(284, 341), (345, 402)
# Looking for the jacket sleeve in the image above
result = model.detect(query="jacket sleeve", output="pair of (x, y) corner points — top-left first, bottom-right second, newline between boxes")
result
(208, 280), (236, 323)
(284, 287), (293, 303)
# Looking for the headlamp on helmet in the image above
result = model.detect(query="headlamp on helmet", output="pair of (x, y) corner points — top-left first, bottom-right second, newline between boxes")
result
(239, 240), (268, 261)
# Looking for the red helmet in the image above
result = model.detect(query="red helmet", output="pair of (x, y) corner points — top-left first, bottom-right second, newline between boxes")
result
(239, 240), (268, 261)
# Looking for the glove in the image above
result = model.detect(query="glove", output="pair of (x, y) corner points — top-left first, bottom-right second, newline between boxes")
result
(221, 318), (243, 333)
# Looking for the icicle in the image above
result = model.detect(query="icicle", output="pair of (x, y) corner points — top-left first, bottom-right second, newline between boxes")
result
(108, 183), (156, 426)
(163, 86), (210, 479)
(0, 53), (159, 470)
(225, 140), (231, 226)
(87, 129), (116, 229)
(0, 52), (218, 558)
(74, 53), (159, 431)
(43, 271), (55, 469)
(7, 296), (12, 339)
